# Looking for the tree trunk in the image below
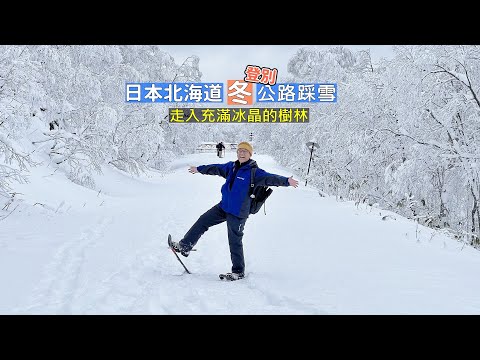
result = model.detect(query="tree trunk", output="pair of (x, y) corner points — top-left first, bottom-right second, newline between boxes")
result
(471, 185), (479, 246)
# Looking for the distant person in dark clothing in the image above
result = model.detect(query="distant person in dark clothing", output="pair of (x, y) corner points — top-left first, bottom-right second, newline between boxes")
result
(216, 142), (225, 158)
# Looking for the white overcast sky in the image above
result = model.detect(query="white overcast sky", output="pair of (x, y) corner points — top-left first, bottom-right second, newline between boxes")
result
(159, 45), (395, 82)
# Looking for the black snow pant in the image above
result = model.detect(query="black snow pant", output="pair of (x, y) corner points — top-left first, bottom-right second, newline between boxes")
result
(179, 203), (248, 274)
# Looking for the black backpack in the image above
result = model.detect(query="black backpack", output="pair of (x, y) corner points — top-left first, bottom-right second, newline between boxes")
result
(249, 166), (273, 215)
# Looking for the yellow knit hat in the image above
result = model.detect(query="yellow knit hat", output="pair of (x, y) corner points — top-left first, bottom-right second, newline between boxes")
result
(237, 141), (253, 155)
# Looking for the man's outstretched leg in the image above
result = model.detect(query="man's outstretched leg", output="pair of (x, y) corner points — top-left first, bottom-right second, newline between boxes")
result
(177, 204), (226, 255)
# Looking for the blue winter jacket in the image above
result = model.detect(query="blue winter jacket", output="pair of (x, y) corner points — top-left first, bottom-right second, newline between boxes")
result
(197, 159), (290, 218)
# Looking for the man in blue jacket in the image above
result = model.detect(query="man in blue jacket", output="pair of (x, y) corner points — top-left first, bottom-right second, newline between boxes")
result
(169, 141), (299, 281)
